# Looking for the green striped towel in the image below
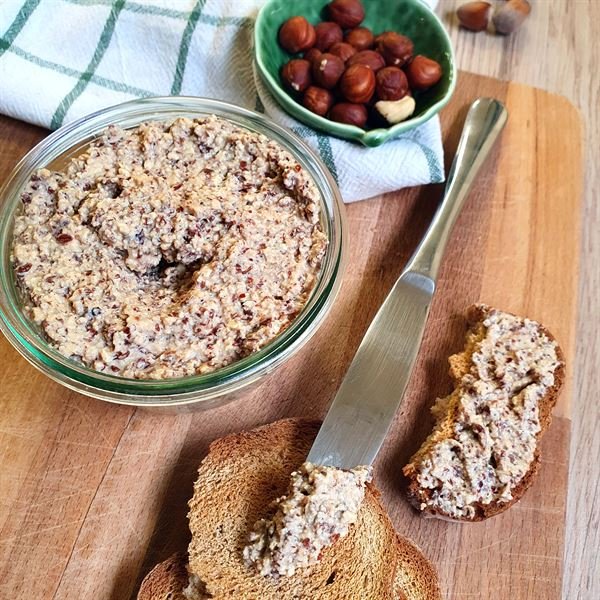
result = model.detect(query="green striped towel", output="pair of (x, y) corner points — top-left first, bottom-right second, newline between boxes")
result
(0, 0), (443, 202)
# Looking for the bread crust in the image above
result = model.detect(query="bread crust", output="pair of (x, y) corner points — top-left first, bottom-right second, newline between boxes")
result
(403, 304), (566, 522)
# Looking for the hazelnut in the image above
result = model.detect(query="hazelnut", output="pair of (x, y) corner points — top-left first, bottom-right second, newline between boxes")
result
(329, 102), (368, 127)
(281, 59), (312, 93)
(456, 2), (492, 32)
(327, 0), (365, 29)
(339, 64), (376, 103)
(312, 53), (345, 89)
(493, 0), (531, 35)
(376, 66), (408, 101)
(314, 21), (343, 51)
(376, 31), (414, 67)
(345, 27), (374, 51)
(329, 41), (357, 62)
(375, 96), (416, 124)
(279, 16), (316, 54)
(303, 86), (334, 116)
(303, 48), (323, 65)
(347, 49), (386, 72)
(405, 55), (443, 91)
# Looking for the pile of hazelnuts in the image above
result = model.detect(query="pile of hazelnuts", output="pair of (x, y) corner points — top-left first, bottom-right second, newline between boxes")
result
(278, 0), (443, 130)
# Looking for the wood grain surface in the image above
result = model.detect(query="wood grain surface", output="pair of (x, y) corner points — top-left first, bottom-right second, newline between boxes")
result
(0, 72), (582, 599)
(437, 4), (600, 598)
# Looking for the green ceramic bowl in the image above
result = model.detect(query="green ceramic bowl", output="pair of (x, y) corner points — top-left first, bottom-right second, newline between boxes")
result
(255, 0), (456, 147)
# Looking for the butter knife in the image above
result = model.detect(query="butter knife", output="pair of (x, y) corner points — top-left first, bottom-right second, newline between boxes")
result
(307, 98), (508, 469)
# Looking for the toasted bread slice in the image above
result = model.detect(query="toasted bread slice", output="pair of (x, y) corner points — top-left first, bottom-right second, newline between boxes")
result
(403, 304), (565, 521)
(137, 545), (439, 600)
(138, 552), (188, 599)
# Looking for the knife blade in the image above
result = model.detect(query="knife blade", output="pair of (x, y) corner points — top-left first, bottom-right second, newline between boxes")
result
(307, 98), (508, 469)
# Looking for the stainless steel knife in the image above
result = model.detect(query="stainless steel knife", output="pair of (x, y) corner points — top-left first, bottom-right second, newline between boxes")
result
(307, 98), (508, 469)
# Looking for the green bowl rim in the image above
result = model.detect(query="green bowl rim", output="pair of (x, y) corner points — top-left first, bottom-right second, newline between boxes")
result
(254, 0), (457, 147)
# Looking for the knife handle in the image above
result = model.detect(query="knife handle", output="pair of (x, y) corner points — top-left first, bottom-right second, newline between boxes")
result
(404, 98), (508, 282)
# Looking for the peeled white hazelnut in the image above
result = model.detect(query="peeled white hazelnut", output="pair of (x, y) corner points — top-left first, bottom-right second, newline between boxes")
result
(375, 96), (416, 124)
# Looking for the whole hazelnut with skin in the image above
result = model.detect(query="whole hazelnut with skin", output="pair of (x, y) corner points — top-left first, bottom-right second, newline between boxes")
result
(327, 0), (365, 29)
(344, 27), (374, 51)
(303, 86), (334, 116)
(456, 1), (492, 32)
(312, 53), (345, 89)
(405, 55), (443, 91)
(279, 16), (316, 54)
(329, 102), (368, 127)
(281, 59), (312, 93)
(303, 48), (322, 65)
(347, 49), (386, 72)
(493, 0), (531, 35)
(329, 41), (357, 63)
(314, 21), (343, 51)
(376, 66), (408, 101)
(376, 31), (414, 67)
(340, 64), (376, 103)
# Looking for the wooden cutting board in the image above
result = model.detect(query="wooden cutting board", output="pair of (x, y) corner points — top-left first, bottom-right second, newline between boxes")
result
(0, 72), (582, 600)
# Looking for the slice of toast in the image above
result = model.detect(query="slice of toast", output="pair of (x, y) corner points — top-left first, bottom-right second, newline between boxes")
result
(186, 418), (404, 599)
(138, 542), (440, 600)
(403, 304), (566, 521)
(136, 418), (440, 600)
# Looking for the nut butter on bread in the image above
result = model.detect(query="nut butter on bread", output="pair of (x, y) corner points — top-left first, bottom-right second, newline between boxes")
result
(403, 304), (565, 521)
(138, 418), (441, 600)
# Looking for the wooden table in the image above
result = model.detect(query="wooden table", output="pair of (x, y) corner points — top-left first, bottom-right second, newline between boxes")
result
(435, 2), (600, 598)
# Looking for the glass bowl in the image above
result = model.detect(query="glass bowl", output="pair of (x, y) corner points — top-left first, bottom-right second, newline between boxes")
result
(0, 97), (346, 409)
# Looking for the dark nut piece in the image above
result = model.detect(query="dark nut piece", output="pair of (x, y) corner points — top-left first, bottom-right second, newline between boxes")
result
(405, 55), (443, 91)
(457, 1), (493, 32)
(279, 16), (316, 54)
(312, 53), (345, 89)
(339, 64), (376, 103)
(329, 102), (368, 127)
(347, 49), (385, 72)
(344, 27), (374, 51)
(327, 0), (365, 29)
(376, 66), (408, 101)
(303, 48), (323, 65)
(303, 86), (334, 116)
(281, 59), (312, 93)
(329, 41), (357, 62)
(314, 21), (343, 51)
(376, 31), (414, 67)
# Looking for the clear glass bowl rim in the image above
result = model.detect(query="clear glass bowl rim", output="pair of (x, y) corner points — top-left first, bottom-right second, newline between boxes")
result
(0, 96), (346, 407)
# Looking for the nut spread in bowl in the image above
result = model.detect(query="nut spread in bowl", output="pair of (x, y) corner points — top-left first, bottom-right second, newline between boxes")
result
(0, 97), (345, 406)
(12, 117), (327, 380)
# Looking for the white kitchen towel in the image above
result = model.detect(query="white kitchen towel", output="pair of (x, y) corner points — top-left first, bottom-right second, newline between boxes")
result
(0, 0), (442, 202)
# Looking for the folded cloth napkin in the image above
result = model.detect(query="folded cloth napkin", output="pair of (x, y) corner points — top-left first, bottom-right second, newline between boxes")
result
(0, 0), (442, 202)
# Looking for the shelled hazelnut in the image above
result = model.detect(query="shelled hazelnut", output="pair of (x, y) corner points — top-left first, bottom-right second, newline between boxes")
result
(314, 22), (343, 51)
(281, 59), (312, 92)
(312, 53), (345, 89)
(347, 50), (386, 72)
(330, 102), (368, 127)
(376, 67), (409, 101)
(340, 64), (375, 104)
(276, 0), (444, 129)
(302, 86), (334, 116)
(405, 55), (442, 91)
(279, 16), (316, 53)
(344, 27), (374, 51)
(376, 32), (414, 67)
(329, 41), (357, 62)
(328, 0), (365, 29)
